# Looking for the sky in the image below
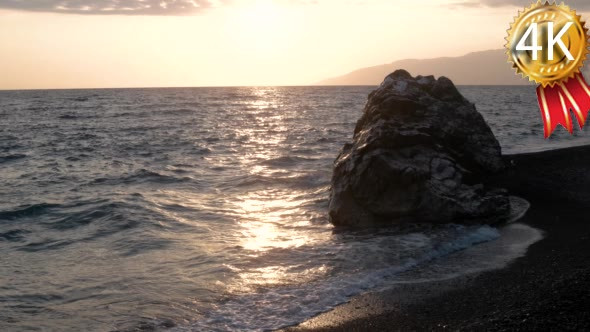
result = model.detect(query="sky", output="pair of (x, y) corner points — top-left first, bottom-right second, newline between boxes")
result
(1, 0), (589, 90)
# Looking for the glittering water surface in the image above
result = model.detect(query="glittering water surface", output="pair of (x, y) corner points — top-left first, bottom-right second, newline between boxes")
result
(0, 86), (582, 331)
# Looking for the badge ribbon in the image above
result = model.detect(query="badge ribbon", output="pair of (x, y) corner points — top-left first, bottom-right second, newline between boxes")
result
(506, 1), (590, 138)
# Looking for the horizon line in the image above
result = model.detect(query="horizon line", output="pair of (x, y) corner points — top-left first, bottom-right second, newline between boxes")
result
(0, 83), (532, 92)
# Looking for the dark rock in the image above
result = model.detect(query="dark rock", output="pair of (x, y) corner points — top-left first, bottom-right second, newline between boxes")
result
(329, 70), (509, 226)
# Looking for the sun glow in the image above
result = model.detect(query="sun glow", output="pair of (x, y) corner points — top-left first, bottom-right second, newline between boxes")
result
(227, 0), (297, 56)
(242, 0), (281, 25)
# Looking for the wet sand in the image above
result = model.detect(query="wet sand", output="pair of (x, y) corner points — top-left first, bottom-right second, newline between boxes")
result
(286, 144), (590, 331)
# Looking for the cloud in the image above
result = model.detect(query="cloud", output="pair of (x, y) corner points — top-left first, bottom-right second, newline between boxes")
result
(0, 0), (227, 15)
(455, 0), (590, 10)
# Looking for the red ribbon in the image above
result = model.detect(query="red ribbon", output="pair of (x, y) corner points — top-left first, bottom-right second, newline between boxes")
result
(536, 73), (590, 138)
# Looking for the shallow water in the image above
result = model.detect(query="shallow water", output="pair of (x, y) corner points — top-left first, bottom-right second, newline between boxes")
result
(0, 86), (585, 331)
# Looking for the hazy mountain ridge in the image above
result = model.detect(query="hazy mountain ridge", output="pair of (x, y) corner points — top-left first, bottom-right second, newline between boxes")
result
(318, 49), (590, 86)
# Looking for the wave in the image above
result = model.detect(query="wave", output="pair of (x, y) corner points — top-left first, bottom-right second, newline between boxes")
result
(160, 108), (196, 116)
(58, 114), (79, 119)
(87, 169), (190, 186)
(0, 154), (26, 164)
(0, 229), (31, 242)
(46, 203), (118, 231)
(19, 239), (75, 252)
(258, 156), (317, 167)
(179, 225), (504, 332)
(229, 171), (330, 190)
(3, 199), (174, 254)
(178, 198), (535, 332)
(0, 203), (59, 221)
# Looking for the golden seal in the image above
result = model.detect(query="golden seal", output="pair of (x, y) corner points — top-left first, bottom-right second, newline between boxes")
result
(506, 1), (589, 87)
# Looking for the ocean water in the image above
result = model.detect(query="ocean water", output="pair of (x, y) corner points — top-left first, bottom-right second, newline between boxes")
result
(0, 86), (583, 332)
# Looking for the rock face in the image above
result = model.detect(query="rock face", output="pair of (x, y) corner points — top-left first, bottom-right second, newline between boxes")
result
(329, 70), (510, 227)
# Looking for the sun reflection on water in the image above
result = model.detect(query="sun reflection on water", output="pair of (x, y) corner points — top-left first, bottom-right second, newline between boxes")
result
(149, 87), (334, 297)
(222, 189), (333, 294)
(236, 193), (313, 252)
(225, 264), (329, 294)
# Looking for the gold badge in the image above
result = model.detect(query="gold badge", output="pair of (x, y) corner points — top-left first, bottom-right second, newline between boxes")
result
(506, 1), (588, 87)
(506, 1), (590, 137)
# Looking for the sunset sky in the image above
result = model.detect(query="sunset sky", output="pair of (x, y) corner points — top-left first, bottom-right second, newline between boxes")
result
(1, 0), (590, 90)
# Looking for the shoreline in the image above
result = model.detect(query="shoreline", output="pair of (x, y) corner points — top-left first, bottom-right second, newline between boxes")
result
(285, 144), (590, 331)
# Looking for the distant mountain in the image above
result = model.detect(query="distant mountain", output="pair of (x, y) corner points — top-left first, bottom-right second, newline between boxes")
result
(317, 49), (536, 86)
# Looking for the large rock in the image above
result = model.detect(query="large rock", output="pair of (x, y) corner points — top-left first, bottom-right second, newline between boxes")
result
(329, 70), (510, 227)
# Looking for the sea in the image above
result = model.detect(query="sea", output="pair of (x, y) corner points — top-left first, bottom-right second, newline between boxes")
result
(0, 85), (586, 332)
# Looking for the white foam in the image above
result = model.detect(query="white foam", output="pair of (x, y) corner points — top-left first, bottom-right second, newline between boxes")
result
(170, 196), (542, 331)
(174, 224), (523, 332)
